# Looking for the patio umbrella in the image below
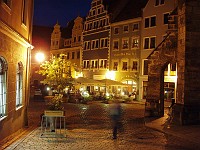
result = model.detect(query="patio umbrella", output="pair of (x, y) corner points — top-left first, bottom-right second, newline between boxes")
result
(75, 77), (103, 86)
(99, 79), (126, 86)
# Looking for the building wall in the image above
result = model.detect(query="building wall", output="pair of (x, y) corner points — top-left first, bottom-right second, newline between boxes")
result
(82, 0), (110, 79)
(50, 16), (84, 78)
(0, 0), (34, 141)
(110, 18), (142, 95)
(139, 0), (176, 100)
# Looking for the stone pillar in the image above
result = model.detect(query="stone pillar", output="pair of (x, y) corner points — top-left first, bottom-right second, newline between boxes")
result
(145, 54), (164, 117)
(175, 0), (200, 125)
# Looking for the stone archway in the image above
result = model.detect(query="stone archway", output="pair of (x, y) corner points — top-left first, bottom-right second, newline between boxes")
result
(145, 32), (177, 117)
(146, 1), (200, 125)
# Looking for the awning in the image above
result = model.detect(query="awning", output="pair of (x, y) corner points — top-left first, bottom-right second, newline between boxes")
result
(99, 79), (126, 86)
(75, 77), (103, 86)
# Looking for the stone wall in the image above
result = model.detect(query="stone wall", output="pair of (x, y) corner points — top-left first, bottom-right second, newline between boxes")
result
(0, 25), (28, 141)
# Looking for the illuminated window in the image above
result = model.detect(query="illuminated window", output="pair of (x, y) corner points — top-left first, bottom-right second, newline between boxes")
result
(83, 60), (90, 69)
(99, 59), (107, 69)
(132, 38), (139, 49)
(132, 60), (138, 71)
(91, 60), (98, 68)
(122, 61), (128, 71)
(16, 62), (23, 108)
(0, 57), (7, 119)
(122, 39), (129, 49)
(113, 61), (118, 71)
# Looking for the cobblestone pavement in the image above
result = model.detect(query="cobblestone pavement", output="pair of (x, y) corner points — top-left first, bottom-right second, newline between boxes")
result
(4, 100), (200, 150)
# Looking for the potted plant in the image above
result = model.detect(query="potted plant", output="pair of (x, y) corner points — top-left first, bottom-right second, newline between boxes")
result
(44, 94), (65, 132)
(45, 94), (65, 116)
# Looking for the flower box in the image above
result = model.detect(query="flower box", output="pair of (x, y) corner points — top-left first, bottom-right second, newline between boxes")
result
(44, 110), (64, 117)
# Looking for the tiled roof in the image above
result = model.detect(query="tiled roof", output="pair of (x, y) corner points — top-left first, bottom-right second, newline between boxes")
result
(107, 0), (148, 23)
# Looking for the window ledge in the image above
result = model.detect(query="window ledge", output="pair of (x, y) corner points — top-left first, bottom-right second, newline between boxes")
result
(0, 115), (7, 121)
(16, 105), (23, 111)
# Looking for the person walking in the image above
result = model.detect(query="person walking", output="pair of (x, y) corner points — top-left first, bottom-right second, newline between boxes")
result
(109, 100), (122, 139)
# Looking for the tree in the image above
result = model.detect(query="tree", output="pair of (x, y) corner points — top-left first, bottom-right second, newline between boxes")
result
(36, 54), (74, 93)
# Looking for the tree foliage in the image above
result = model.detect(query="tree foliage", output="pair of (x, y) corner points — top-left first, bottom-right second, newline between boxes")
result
(36, 54), (74, 93)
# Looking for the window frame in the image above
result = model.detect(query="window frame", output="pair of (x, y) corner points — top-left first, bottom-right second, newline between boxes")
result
(121, 59), (128, 71)
(131, 60), (138, 72)
(100, 38), (108, 48)
(123, 25), (129, 33)
(99, 59), (107, 69)
(163, 13), (170, 24)
(91, 59), (98, 69)
(114, 27), (119, 35)
(21, 0), (27, 26)
(131, 37), (139, 49)
(113, 39), (119, 51)
(112, 60), (119, 71)
(144, 16), (156, 28)
(122, 38), (129, 50)
(132, 23), (139, 31)
(0, 57), (8, 120)
(144, 36), (156, 49)
(83, 60), (90, 69)
(143, 59), (148, 75)
(16, 62), (23, 109)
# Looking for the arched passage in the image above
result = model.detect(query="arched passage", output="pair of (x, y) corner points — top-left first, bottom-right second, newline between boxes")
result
(145, 33), (177, 117)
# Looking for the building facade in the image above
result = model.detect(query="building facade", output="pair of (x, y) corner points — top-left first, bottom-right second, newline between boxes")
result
(0, 0), (34, 141)
(47, 0), (177, 100)
(110, 0), (147, 97)
(82, 0), (110, 81)
(50, 16), (84, 78)
(139, 0), (177, 101)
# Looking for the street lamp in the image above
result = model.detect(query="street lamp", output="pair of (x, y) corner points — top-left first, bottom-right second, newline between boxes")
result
(35, 52), (45, 63)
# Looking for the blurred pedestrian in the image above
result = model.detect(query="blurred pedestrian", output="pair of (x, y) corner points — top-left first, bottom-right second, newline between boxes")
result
(109, 100), (122, 139)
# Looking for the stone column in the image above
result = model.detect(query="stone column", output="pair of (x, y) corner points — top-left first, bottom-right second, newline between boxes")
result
(175, 0), (200, 124)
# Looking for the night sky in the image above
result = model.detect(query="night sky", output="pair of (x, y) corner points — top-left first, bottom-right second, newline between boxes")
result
(33, 0), (92, 27)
